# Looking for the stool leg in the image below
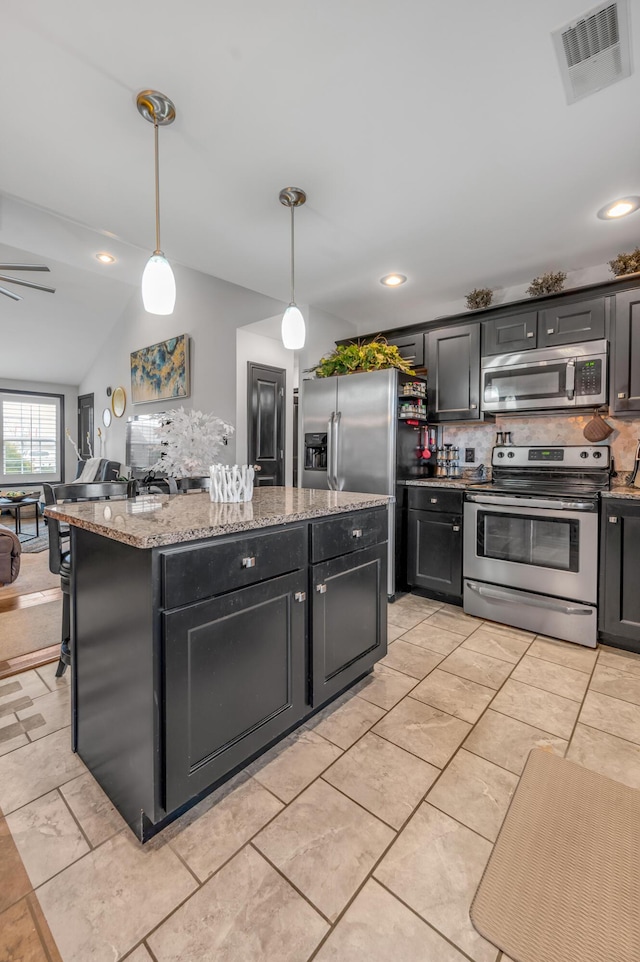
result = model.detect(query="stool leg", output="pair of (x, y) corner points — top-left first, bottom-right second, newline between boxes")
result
(56, 590), (71, 677)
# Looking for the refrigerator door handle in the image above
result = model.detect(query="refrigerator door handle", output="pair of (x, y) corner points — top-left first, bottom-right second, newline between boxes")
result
(333, 411), (342, 489)
(327, 413), (335, 489)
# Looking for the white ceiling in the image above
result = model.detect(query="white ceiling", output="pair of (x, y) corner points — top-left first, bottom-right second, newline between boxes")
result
(1, 1), (640, 382)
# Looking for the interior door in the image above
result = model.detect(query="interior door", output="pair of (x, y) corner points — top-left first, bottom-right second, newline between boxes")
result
(77, 393), (94, 459)
(248, 363), (285, 486)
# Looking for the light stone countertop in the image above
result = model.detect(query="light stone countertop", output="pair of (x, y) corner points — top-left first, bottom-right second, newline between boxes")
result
(602, 484), (640, 500)
(44, 487), (391, 549)
(406, 478), (490, 490)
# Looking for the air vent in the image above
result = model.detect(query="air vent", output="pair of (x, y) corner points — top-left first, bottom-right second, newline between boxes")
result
(552, 0), (632, 104)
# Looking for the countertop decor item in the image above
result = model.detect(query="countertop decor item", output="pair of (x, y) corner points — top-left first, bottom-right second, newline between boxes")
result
(136, 89), (177, 315)
(111, 386), (126, 418)
(527, 270), (567, 297)
(583, 409), (613, 442)
(149, 406), (234, 478)
(131, 334), (189, 404)
(608, 246), (640, 277)
(1, 491), (29, 502)
(278, 187), (307, 350)
(311, 339), (416, 378)
(210, 464), (255, 503)
(466, 287), (493, 310)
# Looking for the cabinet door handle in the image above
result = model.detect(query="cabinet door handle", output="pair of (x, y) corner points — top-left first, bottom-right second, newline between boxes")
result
(352, 529), (362, 538)
(526, 331), (535, 338)
(547, 328), (554, 335)
(294, 591), (306, 602)
(430, 497), (438, 503)
(470, 403), (478, 409)
(452, 524), (460, 532)
(608, 516), (618, 524)
(618, 392), (627, 399)
(316, 583), (327, 594)
(241, 556), (256, 568)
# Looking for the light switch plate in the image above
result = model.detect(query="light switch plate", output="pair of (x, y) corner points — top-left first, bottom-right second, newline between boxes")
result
(465, 447), (475, 463)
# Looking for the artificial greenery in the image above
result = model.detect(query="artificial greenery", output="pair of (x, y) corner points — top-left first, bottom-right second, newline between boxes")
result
(311, 340), (416, 378)
(609, 247), (640, 277)
(527, 270), (567, 297)
(466, 288), (493, 310)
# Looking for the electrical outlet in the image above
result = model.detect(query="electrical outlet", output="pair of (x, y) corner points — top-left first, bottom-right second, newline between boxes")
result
(465, 447), (475, 463)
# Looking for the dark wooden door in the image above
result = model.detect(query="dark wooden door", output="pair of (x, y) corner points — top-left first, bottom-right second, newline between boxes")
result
(311, 542), (387, 706)
(538, 296), (605, 348)
(407, 508), (462, 601)
(248, 363), (285, 485)
(163, 570), (308, 810)
(482, 312), (538, 356)
(426, 323), (480, 421)
(612, 289), (640, 415)
(77, 393), (94, 459)
(600, 499), (640, 652)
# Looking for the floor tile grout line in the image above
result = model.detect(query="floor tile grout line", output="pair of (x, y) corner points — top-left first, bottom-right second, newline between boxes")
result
(525, 647), (597, 675)
(496, 672), (588, 704)
(486, 706), (573, 742)
(25, 891), (57, 962)
(564, 649), (601, 760)
(248, 841), (336, 927)
(54, 784), (94, 854)
(575, 718), (640, 751)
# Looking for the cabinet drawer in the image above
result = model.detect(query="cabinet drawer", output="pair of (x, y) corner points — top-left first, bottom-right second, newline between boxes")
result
(161, 525), (307, 608)
(407, 487), (463, 513)
(310, 508), (387, 563)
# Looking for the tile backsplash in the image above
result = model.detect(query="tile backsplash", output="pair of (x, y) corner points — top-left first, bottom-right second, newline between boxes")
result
(441, 413), (640, 475)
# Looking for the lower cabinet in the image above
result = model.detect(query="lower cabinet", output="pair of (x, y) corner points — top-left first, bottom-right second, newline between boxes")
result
(600, 498), (640, 652)
(406, 488), (463, 602)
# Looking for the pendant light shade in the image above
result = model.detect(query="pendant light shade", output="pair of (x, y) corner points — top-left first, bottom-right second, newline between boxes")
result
(279, 187), (307, 350)
(137, 90), (176, 316)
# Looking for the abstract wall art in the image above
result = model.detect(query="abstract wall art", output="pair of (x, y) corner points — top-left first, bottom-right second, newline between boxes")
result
(130, 334), (190, 404)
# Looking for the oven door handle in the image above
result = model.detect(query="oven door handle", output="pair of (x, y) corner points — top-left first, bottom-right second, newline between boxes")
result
(466, 581), (593, 616)
(465, 494), (596, 511)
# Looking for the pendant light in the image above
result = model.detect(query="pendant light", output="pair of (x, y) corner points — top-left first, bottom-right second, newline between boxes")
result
(279, 187), (307, 350)
(137, 90), (177, 315)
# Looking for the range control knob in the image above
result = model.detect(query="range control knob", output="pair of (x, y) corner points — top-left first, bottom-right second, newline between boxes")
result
(593, 451), (603, 459)
(497, 451), (505, 458)
(507, 451), (515, 458)
(580, 451), (589, 459)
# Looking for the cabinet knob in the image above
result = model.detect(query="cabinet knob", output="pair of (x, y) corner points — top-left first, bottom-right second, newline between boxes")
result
(452, 524), (460, 532)
(470, 403), (478, 410)
(241, 556), (256, 568)
(608, 516), (619, 524)
(316, 583), (327, 594)
(526, 331), (535, 338)
(294, 591), (306, 602)
(352, 529), (363, 538)
(547, 329), (554, 335)
(430, 497), (438, 503)
(618, 392), (627, 399)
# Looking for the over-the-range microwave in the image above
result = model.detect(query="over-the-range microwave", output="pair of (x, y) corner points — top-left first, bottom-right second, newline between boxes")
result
(481, 340), (608, 414)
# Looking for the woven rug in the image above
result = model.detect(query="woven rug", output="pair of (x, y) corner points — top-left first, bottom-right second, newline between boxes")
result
(0, 599), (62, 660)
(20, 534), (49, 553)
(470, 749), (640, 962)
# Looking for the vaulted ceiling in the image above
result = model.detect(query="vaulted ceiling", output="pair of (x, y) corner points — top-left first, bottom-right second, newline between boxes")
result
(1, 1), (639, 383)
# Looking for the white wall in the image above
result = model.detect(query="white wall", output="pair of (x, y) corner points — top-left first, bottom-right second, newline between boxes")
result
(236, 326), (295, 485)
(0, 376), (78, 483)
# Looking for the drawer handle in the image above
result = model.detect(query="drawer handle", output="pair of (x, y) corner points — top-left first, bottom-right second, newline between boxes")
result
(241, 556), (256, 568)
(352, 529), (363, 538)
(470, 403), (478, 409)
(608, 517), (618, 524)
(452, 524), (460, 532)
(618, 392), (627, 399)
(547, 328), (554, 335)
(526, 331), (535, 337)
(294, 591), (306, 602)
(316, 583), (327, 594)
(430, 497), (438, 503)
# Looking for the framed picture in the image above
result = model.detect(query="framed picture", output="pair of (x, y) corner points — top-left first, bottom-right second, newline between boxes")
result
(130, 334), (190, 405)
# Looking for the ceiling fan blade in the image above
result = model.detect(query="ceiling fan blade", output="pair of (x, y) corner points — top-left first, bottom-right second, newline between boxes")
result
(0, 275), (56, 293)
(0, 264), (50, 272)
(0, 286), (22, 301)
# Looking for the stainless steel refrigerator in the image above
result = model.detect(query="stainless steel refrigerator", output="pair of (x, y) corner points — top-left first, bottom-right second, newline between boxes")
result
(300, 368), (423, 597)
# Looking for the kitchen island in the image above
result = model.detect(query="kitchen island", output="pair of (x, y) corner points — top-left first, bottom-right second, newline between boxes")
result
(46, 487), (390, 841)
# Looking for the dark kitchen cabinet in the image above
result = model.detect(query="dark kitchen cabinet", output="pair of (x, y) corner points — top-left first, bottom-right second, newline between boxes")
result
(386, 332), (425, 368)
(538, 296), (605, 348)
(599, 498), (640, 653)
(482, 311), (538, 355)
(612, 289), (640, 415)
(407, 488), (463, 602)
(426, 323), (480, 421)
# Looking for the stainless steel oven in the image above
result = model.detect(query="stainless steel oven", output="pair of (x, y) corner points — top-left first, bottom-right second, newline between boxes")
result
(481, 340), (607, 414)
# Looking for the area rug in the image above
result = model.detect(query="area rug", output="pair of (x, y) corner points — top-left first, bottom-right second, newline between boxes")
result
(0, 599), (62, 661)
(0, 553), (60, 599)
(470, 749), (640, 962)
(19, 534), (49, 553)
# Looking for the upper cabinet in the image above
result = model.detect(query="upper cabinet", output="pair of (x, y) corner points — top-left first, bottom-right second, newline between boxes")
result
(482, 295), (606, 356)
(386, 332), (425, 368)
(482, 311), (537, 355)
(612, 289), (640, 416)
(426, 322), (480, 422)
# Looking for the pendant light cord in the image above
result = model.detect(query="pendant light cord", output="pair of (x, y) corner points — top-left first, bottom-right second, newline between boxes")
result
(154, 118), (162, 255)
(290, 202), (295, 305)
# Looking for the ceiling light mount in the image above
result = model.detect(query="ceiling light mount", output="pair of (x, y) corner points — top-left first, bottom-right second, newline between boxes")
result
(279, 187), (307, 350)
(136, 90), (176, 127)
(597, 196), (640, 220)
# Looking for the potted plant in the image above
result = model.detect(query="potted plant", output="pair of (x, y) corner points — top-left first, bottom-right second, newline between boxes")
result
(609, 247), (640, 277)
(527, 271), (567, 297)
(149, 407), (234, 477)
(311, 339), (417, 378)
(466, 288), (493, 310)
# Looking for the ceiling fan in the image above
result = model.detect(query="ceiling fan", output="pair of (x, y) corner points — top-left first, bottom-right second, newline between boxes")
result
(0, 264), (56, 301)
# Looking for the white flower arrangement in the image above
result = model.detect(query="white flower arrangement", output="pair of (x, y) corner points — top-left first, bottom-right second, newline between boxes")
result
(150, 407), (235, 478)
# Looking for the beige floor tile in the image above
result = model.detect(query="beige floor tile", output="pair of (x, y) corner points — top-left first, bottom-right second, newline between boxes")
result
(380, 640), (444, 679)
(305, 692), (385, 750)
(597, 645), (640, 677)
(424, 608), (483, 638)
(314, 878), (469, 962)
(36, 830), (198, 962)
(463, 709), (567, 775)
(427, 749), (518, 842)
(394, 594), (443, 614)
(567, 723), (640, 790)
(6, 790), (89, 887)
(579, 690), (640, 746)
(323, 732), (439, 829)
(0, 669), (50, 704)
(479, 621), (535, 643)
(147, 845), (328, 962)
(247, 727), (342, 802)
(36, 662), (71, 692)
(490, 679), (579, 739)
(528, 637), (597, 673)
(439, 648), (514, 690)
(0, 713), (29, 756)
(123, 946), (154, 962)
(375, 803), (497, 962)
(166, 773), (283, 882)
(590, 663), (640, 706)
(0, 727), (85, 814)
(254, 779), (394, 922)
(0, 898), (51, 962)
(401, 622), (467, 655)
(59, 773), (128, 847)
(16, 687), (70, 741)
(411, 669), (495, 724)
(387, 607), (428, 630)
(352, 663), (418, 710)
(510, 654), (589, 702)
(462, 627), (531, 664)
(373, 696), (471, 768)
(387, 622), (406, 642)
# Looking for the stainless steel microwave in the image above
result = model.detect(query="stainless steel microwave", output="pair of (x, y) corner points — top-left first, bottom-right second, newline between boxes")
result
(481, 340), (608, 413)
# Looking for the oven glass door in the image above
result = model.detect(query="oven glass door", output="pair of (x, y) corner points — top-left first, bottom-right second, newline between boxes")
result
(483, 361), (569, 409)
(477, 510), (579, 572)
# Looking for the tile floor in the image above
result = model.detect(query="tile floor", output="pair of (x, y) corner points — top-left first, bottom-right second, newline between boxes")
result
(2, 598), (640, 961)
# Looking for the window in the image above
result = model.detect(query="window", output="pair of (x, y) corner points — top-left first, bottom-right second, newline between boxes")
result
(0, 391), (63, 485)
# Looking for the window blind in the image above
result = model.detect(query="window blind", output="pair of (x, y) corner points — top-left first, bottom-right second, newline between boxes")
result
(0, 392), (62, 485)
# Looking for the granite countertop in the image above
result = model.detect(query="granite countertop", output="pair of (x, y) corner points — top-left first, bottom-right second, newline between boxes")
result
(44, 487), (392, 549)
(406, 478), (490, 490)
(602, 484), (640, 500)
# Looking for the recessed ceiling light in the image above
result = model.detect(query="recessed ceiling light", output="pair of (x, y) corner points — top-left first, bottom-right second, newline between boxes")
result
(380, 273), (407, 287)
(96, 252), (116, 264)
(597, 197), (640, 220)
